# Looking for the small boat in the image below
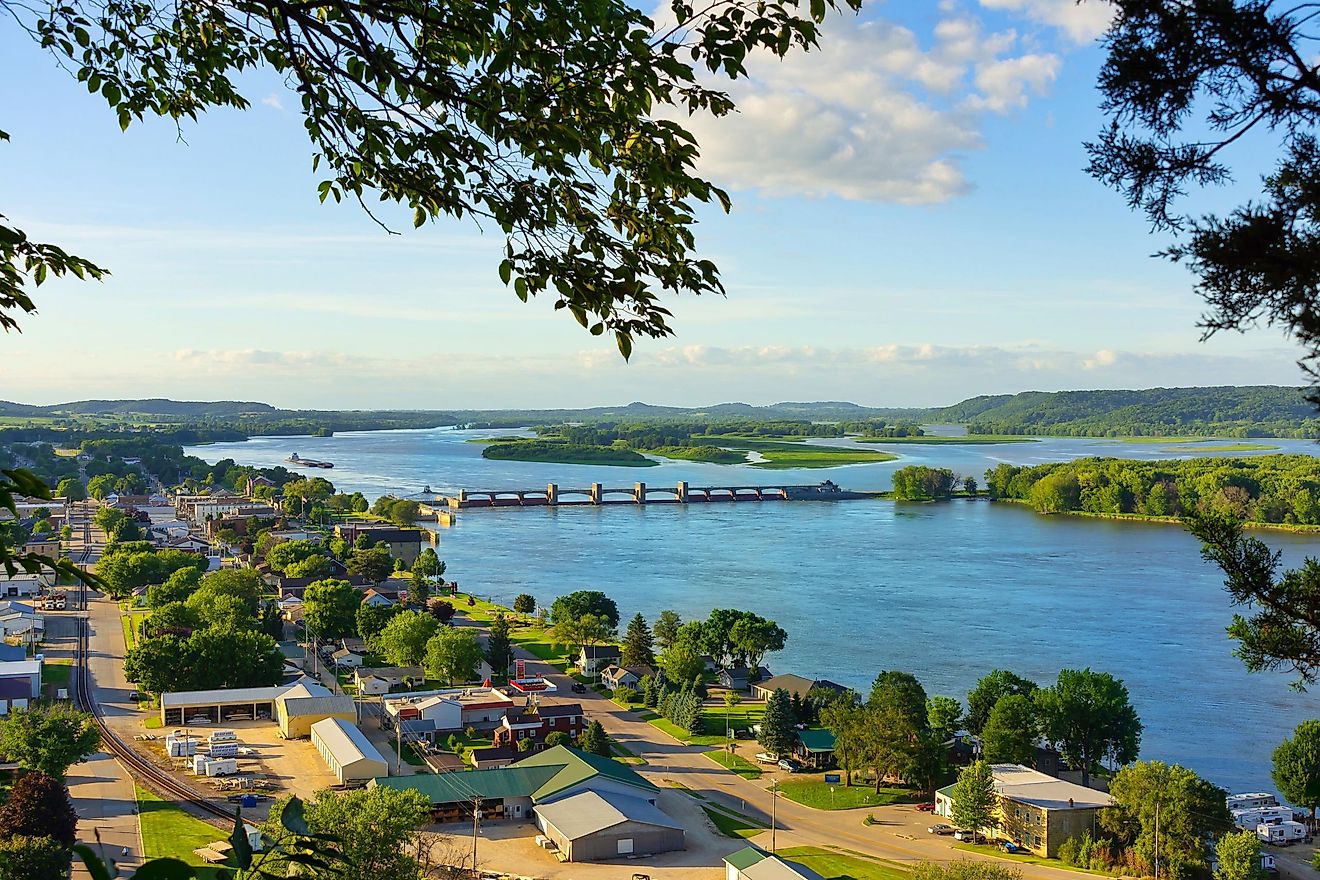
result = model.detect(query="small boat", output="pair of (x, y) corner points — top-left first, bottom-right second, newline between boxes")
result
(285, 453), (334, 469)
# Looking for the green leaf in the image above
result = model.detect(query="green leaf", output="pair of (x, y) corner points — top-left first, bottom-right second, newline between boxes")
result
(229, 808), (253, 870)
(615, 331), (633, 360)
(280, 795), (310, 835)
(71, 845), (114, 880)
(130, 858), (201, 879)
(498, 259), (512, 285)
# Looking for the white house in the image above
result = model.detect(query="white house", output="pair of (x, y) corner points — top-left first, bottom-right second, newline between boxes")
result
(360, 590), (396, 608)
(330, 647), (365, 669)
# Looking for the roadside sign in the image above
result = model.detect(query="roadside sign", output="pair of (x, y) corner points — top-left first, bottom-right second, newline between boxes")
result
(824, 773), (841, 784)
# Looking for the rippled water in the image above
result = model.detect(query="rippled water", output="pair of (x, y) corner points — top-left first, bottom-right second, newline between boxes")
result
(187, 428), (1320, 791)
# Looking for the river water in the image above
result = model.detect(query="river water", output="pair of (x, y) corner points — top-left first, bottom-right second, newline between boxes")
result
(186, 429), (1320, 792)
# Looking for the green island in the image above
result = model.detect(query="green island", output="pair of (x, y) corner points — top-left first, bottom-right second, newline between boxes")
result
(855, 434), (1038, 445)
(686, 436), (898, 468)
(1158, 443), (1281, 453)
(480, 440), (659, 467)
(647, 445), (750, 464)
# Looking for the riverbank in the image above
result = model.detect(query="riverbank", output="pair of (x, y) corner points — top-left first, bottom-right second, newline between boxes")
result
(994, 497), (1320, 534)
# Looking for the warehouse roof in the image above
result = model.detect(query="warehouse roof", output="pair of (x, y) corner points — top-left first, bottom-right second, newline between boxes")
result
(311, 717), (388, 768)
(162, 678), (328, 709)
(724, 847), (826, 880)
(990, 764), (1112, 810)
(279, 695), (355, 718)
(534, 789), (681, 840)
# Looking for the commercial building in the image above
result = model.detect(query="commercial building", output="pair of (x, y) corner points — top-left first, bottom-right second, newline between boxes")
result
(333, 522), (427, 566)
(310, 717), (389, 784)
(160, 678), (356, 738)
(381, 687), (518, 733)
(0, 658), (42, 701)
(935, 763), (1112, 857)
(371, 745), (683, 862)
(492, 702), (586, 751)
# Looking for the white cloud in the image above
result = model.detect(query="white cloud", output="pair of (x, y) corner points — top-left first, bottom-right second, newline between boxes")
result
(671, 14), (1061, 202)
(977, 0), (1114, 44)
(1084, 348), (1118, 369)
(260, 94), (285, 111)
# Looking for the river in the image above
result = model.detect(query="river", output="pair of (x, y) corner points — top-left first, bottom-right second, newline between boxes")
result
(186, 428), (1320, 792)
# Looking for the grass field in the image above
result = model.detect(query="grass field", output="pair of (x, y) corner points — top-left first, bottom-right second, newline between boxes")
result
(705, 749), (763, 778)
(41, 658), (72, 690)
(856, 435), (1037, 444)
(953, 843), (1116, 876)
(136, 785), (232, 879)
(778, 779), (918, 810)
(703, 804), (767, 839)
(778, 846), (911, 880)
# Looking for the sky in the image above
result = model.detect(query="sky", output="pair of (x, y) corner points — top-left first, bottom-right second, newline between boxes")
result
(0, 0), (1304, 409)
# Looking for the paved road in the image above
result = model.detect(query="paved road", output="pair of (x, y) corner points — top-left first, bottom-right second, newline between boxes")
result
(512, 645), (1086, 880)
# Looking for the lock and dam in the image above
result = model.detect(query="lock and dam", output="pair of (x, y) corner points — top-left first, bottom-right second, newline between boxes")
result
(428, 480), (879, 509)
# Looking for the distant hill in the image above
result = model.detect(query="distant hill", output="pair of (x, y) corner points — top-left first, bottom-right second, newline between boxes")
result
(50, 399), (278, 417)
(931, 386), (1319, 438)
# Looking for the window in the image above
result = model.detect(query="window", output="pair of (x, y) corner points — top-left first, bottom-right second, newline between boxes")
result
(617, 839), (634, 855)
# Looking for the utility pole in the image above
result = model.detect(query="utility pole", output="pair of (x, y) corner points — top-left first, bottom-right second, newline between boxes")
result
(1154, 802), (1160, 880)
(771, 782), (778, 853)
(471, 796), (482, 874)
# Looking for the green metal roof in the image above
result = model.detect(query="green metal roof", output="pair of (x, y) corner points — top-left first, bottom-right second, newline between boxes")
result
(797, 728), (836, 752)
(937, 783), (956, 797)
(725, 846), (768, 871)
(371, 745), (656, 805)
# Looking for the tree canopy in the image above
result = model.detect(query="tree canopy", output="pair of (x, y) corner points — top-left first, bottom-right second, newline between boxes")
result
(1034, 668), (1141, 787)
(966, 669), (1037, 736)
(550, 591), (619, 628)
(1102, 760), (1231, 880)
(1272, 720), (1320, 820)
(0, 705), (101, 778)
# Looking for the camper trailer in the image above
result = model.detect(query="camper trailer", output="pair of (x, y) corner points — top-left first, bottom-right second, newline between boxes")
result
(1235, 807), (1293, 830)
(1257, 822), (1308, 846)
(204, 758), (238, 777)
(1229, 793), (1280, 812)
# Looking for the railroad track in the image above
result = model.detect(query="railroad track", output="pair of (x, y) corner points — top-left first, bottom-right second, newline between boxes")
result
(73, 586), (233, 824)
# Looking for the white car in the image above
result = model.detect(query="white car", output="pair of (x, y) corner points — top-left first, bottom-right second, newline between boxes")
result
(755, 753), (778, 764)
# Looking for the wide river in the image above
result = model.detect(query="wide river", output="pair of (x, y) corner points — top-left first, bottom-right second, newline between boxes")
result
(186, 429), (1320, 792)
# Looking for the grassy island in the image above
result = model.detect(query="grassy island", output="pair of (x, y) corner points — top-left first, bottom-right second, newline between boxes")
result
(481, 440), (659, 467)
(648, 445), (749, 464)
(856, 434), (1038, 445)
(690, 436), (900, 468)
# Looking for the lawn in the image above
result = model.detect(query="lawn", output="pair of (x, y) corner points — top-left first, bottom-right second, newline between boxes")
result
(777, 846), (911, 880)
(643, 714), (693, 743)
(42, 658), (72, 688)
(705, 749), (762, 779)
(953, 843), (1116, 876)
(136, 785), (232, 879)
(453, 594), (574, 665)
(777, 779), (918, 810)
(703, 805), (767, 839)
(120, 610), (137, 649)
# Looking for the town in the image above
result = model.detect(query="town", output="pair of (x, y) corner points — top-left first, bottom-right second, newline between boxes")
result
(0, 448), (1314, 880)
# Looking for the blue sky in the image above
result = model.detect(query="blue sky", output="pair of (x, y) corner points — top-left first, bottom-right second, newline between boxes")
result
(0, 0), (1302, 409)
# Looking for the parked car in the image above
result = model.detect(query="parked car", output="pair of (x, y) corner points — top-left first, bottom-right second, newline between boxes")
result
(571, 683), (587, 694)
(777, 758), (804, 773)
(954, 830), (986, 843)
(128, 691), (140, 701)
(915, 802), (936, 812)
(928, 824), (955, 835)
(755, 753), (779, 764)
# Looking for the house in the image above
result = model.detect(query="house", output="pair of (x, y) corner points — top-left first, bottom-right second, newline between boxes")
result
(361, 589), (397, 608)
(794, 728), (836, 769)
(330, 647), (365, 669)
(353, 666), (424, 696)
(381, 687), (518, 733)
(333, 522), (427, 566)
(469, 746), (519, 770)
(311, 717), (389, 784)
(718, 666), (771, 692)
(372, 744), (683, 861)
(0, 658), (43, 699)
(934, 763), (1112, 857)
(749, 674), (849, 703)
(18, 538), (60, 563)
(272, 573), (370, 600)
(725, 846), (826, 880)
(246, 475), (277, 496)
(577, 645), (622, 676)
(600, 665), (654, 690)
(492, 702), (586, 750)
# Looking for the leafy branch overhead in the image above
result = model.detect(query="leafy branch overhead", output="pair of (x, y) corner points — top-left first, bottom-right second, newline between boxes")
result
(1090, 2), (1320, 390)
(8, 0), (861, 355)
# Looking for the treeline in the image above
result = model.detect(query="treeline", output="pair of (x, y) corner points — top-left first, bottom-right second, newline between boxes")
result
(938, 386), (1320, 438)
(985, 454), (1320, 525)
(536, 418), (847, 447)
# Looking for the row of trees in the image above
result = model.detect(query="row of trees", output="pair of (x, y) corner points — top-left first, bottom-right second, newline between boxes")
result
(984, 455), (1320, 526)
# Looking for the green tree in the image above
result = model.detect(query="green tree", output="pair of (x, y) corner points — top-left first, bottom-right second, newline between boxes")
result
(758, 688), (797, 758)
(621, 613), (655, 667)
(1102, 761), (1231, 880)
(821, 698), (867, 786)
(550, 591), (619, 628)
(581, 720), (611, 757)
(729, 615), (787, 671)
(653, 610), (682, 651)
(1215, 830), (1263, 880)
(1272, 720), (1320, 822)
(144, 566), (203, 608)
(375, 610), (440, 667)
(512, 593), (536, 616)
(891, 466), (958, 501)
(188, 627), (285, 690)
(0, 772), (78, 847)
(949, 760), (997, 837)
(54, 478), (84, 501)
(265, 539), (327, 574)
(425, 627), (484, 684)
(868, 670), (929, 733)
(123, 634), (191, 694)
(274, 786), (430, 880)
(356, 601), (401, 646)
(967, 669), (1039, 735)
(409, 548), (445, 602)
(0, 835), (70, 880)
(1028, 471), (1081, 514)
(486, 612), (513, 677)
(658, 638), (705, 683)
(140, 601), (202, 639)
(346, 545), (394, 583)
(1035, 668), (1142, 787)
(92, 506), (124, 537)
(550, 611), (614, 653)
(927, 696), (963, 742)
(545, 731), (572, 748)
(981, 694), (1038, 766)
(284, 555), (335, 580)
(0, 705), (100, 778)
(302, 578), (362, 639)
(85, 474), (116, 501)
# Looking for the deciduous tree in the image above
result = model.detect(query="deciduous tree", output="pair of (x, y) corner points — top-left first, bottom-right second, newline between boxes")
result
(275, 787), (430, 880)
(0, 834), (70, 880)
(0, 772), (78, 847)
(1272, 720), (1320, 822)
(0, 706), (100, 778)
(1102, 761), (1231, 880)
(302, 578), (362, 639)
(425, 627), (484, 685)
(512, 594), (536, 616)
(981, 694), (1039, 766)
(653, 610), (682, 652)
(967, 669), (1039, 735)
(1035, 668), (1141, 787)
(1216, 830), (1263, 880)
(950, 760), (997, 837)
(376, 610), (440, 667)
(927, 696), (963, 742)
(550, 591), (619, 628)
(729, 615), (787, 671)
